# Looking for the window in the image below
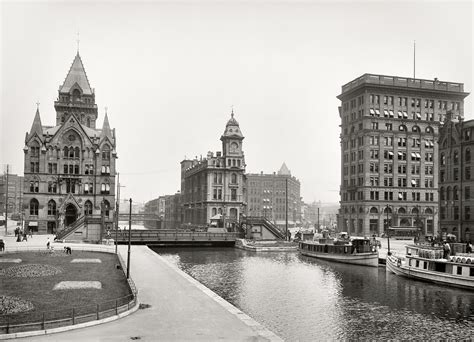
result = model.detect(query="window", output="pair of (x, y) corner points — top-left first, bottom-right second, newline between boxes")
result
(399, 125), (407, 131)
(454, 187), (459, 200)
(102, 146), (111, 160)
(441, 153), (446, 166)
(384, 191), (393, 200)
(385, 123), (392, 130)
(101, 183), (110, 195)
(384, 150), (394, 160)
(384, 137), (393, 146)
(231, 173), (237, 184)
(102, 200), (110, 218)
(369, 136), (379, 145)
(398, 165), (406, 174)
(384, 177), (393, 187)
(411, 192), (421, 201)
(47, 200), (57, 216)
(398, 177), (407, 187)
(48, 182), (57, 193)
(425, 153), (433, 162)
(370, 150), (379, 159)
(30, 162), (39, 173)
(231, 189), (237, 201)
(454, 169), (459, 181)
(425, 166), (433, 175)
(398, 137), (406, 147)
(370, 177), (379, 186)
(425, 178), (433, 188)
(466, 207), (471, 220)
(370, 191), (379, 200)
(398, 192), (407, 201)
(465, 186), (470, 200)
(384, 163), (393, 174)
(29, 199), (39, 215)
(411, 179), (420, 188)
(454, 207), (459, 220)
(466, 148), (471, 163)
(29, 181), (39, 193)
(454, 151), (459, 164)
(466, 167), (471, 180)
(369, 163), (379, 173)
(84, 183), (93, 194)
(371, 122), (379, 130)
(412, 125), (420, 132)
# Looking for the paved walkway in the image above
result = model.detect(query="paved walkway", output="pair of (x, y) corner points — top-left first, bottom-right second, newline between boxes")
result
(0, 229), (281, 341)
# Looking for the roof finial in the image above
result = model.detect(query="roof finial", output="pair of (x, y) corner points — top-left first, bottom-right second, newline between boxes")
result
(36, 101), (40, 110)
(105, 106), (108, 115)
(231, 105), (234, 118)
(76, 30), (80, 53)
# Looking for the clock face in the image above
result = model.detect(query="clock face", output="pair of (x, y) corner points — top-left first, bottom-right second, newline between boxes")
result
(230, 142), (239, 152)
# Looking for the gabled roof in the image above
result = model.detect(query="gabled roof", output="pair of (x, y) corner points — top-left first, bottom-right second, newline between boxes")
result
(278, 162), (291, 176)
(28, 108), (44, 141)
(59, 53), (93, 95)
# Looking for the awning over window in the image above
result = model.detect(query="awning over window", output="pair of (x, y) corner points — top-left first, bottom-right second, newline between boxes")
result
(416, 153), (421, 158)
(411, 152), (416, 158)
(411, 180), (417, 185)
(403, 111), (408, 118)
(28, 221), (38, 226)
(370, 109), (376, 115)
(389, 152), (394, 156)
(398, 111), (403, 118)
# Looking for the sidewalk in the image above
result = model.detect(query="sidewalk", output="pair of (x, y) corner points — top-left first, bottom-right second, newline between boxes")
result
(5, 240), (280, 341)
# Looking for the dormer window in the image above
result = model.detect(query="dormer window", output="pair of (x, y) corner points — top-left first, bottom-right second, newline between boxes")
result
(102, 145), (110, 160)
(72, 89), (81, 102)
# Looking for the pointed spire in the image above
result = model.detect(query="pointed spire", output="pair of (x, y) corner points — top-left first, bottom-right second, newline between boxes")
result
(278, 162), (291, 176)
(29, 105), (44, 140)
(100, 110), (112, 140)
(60, 53), (93, 95)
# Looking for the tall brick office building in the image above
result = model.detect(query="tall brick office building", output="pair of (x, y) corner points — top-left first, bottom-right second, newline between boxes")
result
(338, 74), (468, 237)
(23, 52), (117, 234)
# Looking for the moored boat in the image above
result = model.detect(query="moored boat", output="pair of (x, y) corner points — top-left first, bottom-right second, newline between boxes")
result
(299, 237), (379, 267)
(386, 244), (474, 290)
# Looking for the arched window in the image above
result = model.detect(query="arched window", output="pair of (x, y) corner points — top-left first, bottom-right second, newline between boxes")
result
(425, 208), (433, 215)
(412, 125), (420, 133)
(359, 207), (363, 213)
(440, 187), (445, 200)
(412, 207), (419, 215)
(48, 200), (57, 216)
(441, 153), (446, 166)
(398, 207), (406, 214)
(218, 208), (223, 215)
(453, 186), (458, 200)
(64, 146), (69, 159)
(446, 186), (451, 200)
(75, 147), (80, 159)
(72, 89), (81, 102)
(466, 148), (471, 163)
(370, 207), (378, 214)
(29, 181), (39, 193)
(84, 200), (93, 216)
(384, 206), (392, 214)
(399, 125), (407, 132)
(426, 126), (433, 133)
(87, 117), (91, 127)
(102, 145), (110, 160)
(454, 150), (459, 164)
(30, 199), (39, 215)
(102, 200), (110, 217)
(212, 208), (217, 216)
(231, 173), (237, 184)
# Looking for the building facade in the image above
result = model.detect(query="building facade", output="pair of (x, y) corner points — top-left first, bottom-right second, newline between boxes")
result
(164, 192), (182, 229)
(338, 74), (468, 237)
(0, 173), (24, 220)
(181, 112), (246, 230)
(438, 113), (473, 242)
(246, 163), (302, 228)
(23, 52), (117, 234)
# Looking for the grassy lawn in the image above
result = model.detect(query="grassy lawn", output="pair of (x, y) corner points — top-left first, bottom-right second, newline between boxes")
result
(0, 251), (131, 323)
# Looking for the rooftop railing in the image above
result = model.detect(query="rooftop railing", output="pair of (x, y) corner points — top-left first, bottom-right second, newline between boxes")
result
(341, 74), (464, 94)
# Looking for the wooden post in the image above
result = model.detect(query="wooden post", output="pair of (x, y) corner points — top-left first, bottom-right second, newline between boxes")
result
(72, 308), (75, 325)
(6, 316), (9, 334)
(115, 299), (118, 315)
(42, 312), (45, 330)
(97, 304), (100, 320)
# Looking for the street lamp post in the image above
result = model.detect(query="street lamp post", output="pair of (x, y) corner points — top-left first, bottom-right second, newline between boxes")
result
(127, 198), (132, 279)
(386, 204), (391, 254)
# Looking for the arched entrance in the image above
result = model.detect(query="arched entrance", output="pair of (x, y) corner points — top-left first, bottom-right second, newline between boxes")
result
(65, 203), (78, 226)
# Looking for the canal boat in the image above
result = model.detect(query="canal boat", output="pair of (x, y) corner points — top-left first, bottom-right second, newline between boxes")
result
(386, 244), (474, 290)
(298, 237), (379, 267)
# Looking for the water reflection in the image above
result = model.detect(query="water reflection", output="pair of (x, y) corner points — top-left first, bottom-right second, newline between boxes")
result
(153, 247), (474, 341)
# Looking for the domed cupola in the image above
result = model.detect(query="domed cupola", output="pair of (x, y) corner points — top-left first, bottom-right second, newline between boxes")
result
(222, 110), (244, 139)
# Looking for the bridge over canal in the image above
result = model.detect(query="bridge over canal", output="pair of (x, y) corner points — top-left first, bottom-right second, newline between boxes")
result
(114, 229), (239, 246)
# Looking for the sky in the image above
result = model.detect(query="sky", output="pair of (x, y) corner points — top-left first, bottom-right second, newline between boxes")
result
(1, 0), (473, 205)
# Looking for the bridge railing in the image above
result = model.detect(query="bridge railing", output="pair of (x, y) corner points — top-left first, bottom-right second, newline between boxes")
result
(115, 230), (239, 241)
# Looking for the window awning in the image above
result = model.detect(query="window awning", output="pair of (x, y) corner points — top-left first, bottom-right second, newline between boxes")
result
(398, 152), (403, 156)
(416, 153), (421, 158)
(384, 110), (389, 116)
(430, 141), (434, 147)
(416, 112), (421, 119)
(389, 110), (394, 117)
(403, 111), (408, 118)
(411, 152), (416, 158)
(425, 141), (430, 147)
(28, 221), (38, 226)
(398, 193), (403, 199)
(375, 109), (380, 115)
(370, 109), (375, 115)
(389, 152), (394, 156)
(398, 111), (403, 118)
(411, 180), (417, 185)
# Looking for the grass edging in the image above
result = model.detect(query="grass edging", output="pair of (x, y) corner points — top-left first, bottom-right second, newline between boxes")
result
(0, 244), (139, 340)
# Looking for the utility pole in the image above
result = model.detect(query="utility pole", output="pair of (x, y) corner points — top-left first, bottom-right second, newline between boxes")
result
(285, 177), (288, 241)
(5, 165), (9, 236)
(115, 173), (120, 254)
(317, 207), (320, 233)
(127, 198), (132, 279)
(386, 204), (391, 253)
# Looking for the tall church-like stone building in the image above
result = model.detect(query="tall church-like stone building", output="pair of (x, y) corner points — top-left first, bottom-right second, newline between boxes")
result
(23, 52), (117, 238)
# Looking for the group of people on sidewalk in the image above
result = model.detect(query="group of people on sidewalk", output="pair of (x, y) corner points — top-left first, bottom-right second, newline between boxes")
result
(14, 226), (32, 242)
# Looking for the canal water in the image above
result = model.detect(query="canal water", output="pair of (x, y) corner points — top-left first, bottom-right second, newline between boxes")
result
(153, 247), (474, 341)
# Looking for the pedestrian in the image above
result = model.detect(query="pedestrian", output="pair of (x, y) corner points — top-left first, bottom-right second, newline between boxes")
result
(14, 227), (18, 237)
(16, 233), (22, 242)
(0, 239), (4, 252)
(443, 242), (451, 259)
(28, 228), (32, 238)
(46, 238), (50, 250)
(22, 232), (28, 242)
(467, 241), (473, 254)
(64, 246), (72, 254)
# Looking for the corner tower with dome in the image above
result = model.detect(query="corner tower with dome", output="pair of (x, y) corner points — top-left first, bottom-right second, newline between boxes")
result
(181, 111), (246, 231)
(22, 52), (117, 240)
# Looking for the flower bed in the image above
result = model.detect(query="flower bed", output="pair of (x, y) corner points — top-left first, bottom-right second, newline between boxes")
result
(0, 264), (63, 278)
(0, 296), (34, 315)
